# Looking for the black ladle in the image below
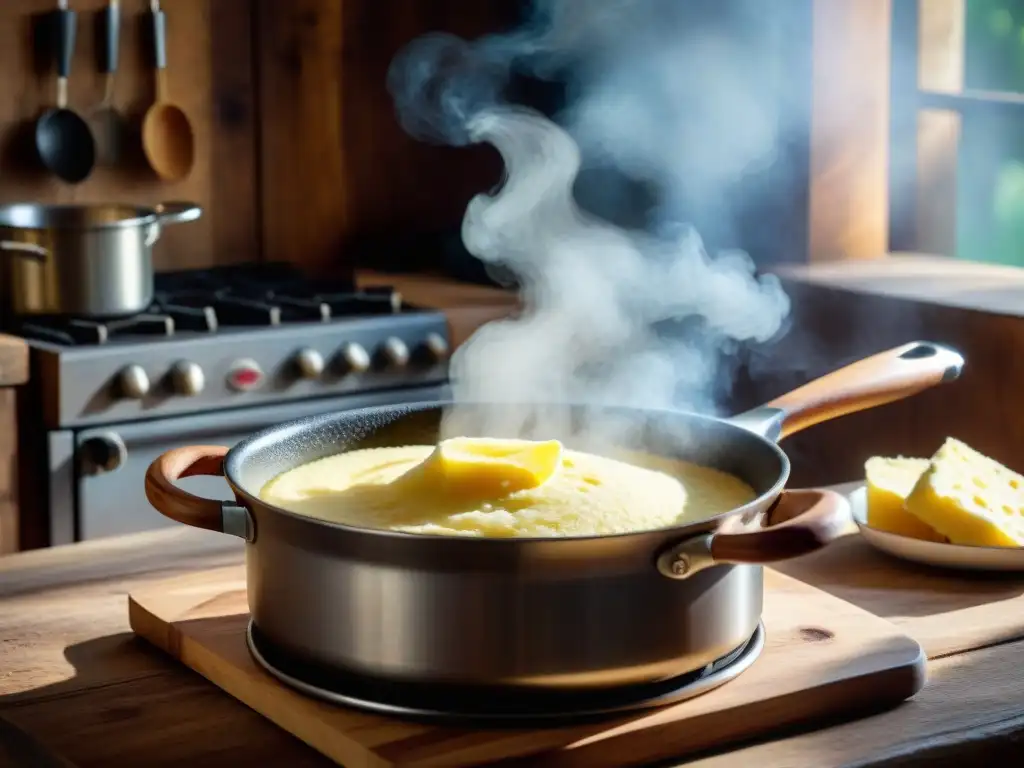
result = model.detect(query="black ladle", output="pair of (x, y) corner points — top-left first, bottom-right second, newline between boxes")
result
(35, 1), (96, 184)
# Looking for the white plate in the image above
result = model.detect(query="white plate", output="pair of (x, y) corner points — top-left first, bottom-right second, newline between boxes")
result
(849, 486), (1024, 572)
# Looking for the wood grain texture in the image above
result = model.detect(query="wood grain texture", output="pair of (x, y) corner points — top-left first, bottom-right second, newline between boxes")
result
(779, 513), (1024, 660)
(0, 524), (1020, 767)
(915, 0), (964, 257)
(0, 390), (18, 556)
(0, 332), (23, 554)
(0, 335), (27, 387)
(753, 256), (1024, 488)
(0, 0), (258, 269)
(255, 0), (513, 275)
(808, 0), (891, 262)
(128, 566), (925, 768)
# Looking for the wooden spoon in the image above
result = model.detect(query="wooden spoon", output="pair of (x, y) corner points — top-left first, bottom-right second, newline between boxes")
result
(141, 0), (194, 181)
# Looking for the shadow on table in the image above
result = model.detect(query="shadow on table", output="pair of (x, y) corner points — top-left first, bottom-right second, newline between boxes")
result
(774, 533), (1024, 620)
(0, 633), (332, 768)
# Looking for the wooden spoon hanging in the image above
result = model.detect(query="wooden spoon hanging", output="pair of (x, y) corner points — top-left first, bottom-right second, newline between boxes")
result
(141, 0), (194, 181)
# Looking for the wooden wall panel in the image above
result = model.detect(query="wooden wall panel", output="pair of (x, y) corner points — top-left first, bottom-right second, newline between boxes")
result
(915, 0), (963, 256)
(808, 0), (892, 262)
(0, 0), (258, 270)
(256, 0), (515, 274)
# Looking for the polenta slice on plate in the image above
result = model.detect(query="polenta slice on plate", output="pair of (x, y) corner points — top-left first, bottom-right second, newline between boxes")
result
(865, 438), (1024, 548)
(864, 456), (945, 542)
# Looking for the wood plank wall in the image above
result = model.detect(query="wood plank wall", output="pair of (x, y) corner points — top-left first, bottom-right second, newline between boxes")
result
(0, 0), (514, 275)
(0, 0), (258, 270)
(808, 0), (966, 262)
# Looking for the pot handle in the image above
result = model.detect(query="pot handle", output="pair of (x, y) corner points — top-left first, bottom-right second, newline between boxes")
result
(656, 488), (850, 580)
(0, 241), (48, 260)
(730, 341), (964, 441)
(144, 445), (254, 541)
(153, 201), (203, 225)
(145, 202), (202, 246)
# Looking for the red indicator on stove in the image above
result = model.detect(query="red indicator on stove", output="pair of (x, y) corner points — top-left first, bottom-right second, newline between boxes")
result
(227, 359), (264, 392)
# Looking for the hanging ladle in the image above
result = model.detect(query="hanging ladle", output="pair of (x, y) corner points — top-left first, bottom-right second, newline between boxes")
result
(35, 0), (96, 183)
(89, 0), (126, 166)
(141, 0), (195, 181)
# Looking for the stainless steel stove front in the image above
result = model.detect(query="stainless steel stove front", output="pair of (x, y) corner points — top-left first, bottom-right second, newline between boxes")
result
(47, 384), (450, 544)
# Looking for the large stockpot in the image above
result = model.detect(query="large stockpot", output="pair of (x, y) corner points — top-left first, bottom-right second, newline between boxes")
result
(0, 201), (201, 318)
(145, 341), (964, 692)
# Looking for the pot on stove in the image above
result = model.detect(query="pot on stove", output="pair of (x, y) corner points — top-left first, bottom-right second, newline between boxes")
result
(0, 201), (201, 318)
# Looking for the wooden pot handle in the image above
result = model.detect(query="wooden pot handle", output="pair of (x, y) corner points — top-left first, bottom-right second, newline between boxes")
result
(710, 488), (851, 564)
(766, 341), (964, 440)
(657, 489), (851, 579)
(144, 445), (231, 532)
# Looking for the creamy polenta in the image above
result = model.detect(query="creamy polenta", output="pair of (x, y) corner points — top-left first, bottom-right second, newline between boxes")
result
(259, 437), (757, 538)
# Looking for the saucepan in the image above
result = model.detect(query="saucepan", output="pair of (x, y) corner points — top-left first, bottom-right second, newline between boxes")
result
(145, 341), (963, 694)
(0, 201), (201, 318)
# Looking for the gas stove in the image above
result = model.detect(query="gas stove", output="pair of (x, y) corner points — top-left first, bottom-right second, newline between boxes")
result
(12, 263), (452, 548)
(16, 263), (450, 430)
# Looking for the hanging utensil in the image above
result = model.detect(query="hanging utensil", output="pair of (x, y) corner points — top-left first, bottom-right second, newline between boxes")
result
(90, 0), (125, 166)
(35, 0), (96, 183)
(141, 0), (195, 181)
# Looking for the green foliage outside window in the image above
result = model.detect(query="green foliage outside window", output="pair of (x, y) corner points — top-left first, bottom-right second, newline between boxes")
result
(959, 0), (1024, 263)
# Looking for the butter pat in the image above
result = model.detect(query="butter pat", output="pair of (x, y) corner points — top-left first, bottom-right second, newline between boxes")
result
(422, 437), (564, 497)
(864, 456), (944, 541)
(905, 438), (1024, 548)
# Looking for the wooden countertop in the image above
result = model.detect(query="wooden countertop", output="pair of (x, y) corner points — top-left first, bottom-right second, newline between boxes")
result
(774, 252), (1024, 316)
(2, 502), (1024, 768)
(0, 334), (27, 387)
(357, 270), (519, 349)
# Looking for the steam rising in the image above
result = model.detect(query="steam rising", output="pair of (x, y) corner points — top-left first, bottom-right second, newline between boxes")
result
(389, 1), (793, 441)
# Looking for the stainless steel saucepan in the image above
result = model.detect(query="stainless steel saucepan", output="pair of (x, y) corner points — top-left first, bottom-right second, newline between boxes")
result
(0, 201), (201, 318)
(145, 341), (963, 694)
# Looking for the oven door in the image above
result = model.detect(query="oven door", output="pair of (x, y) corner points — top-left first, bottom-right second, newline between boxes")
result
(74, 384), (450, 542)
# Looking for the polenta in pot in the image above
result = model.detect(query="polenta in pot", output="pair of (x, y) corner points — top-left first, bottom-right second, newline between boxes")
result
(258, 437), (757, 538)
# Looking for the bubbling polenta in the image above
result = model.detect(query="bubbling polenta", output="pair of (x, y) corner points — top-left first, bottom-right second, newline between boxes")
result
(258, 437), (757, 538)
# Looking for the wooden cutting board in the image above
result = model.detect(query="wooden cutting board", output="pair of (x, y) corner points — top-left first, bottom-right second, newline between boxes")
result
(775, 512), (1024, 659)
(128, 566), (925, 768)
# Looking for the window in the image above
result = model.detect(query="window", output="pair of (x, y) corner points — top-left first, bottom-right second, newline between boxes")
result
(891, 0), (1024, 265)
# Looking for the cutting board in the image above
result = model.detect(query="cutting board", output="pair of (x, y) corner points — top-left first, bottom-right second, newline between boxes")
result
(129, 566), (925, 768)
(775, 504), (1024, 660)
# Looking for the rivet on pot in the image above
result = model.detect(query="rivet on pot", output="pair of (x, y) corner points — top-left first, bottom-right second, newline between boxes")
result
(671, 557), (690, 576)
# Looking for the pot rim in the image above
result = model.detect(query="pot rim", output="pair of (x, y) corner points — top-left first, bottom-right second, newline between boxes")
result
(0, 201), (201, 231)
(221, 400), (793, 546)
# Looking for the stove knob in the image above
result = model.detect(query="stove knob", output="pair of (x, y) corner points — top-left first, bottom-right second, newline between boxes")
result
(227, 359), (265, 392)
(294, 348), (325, 379)
(380, 337), (410, 369)
(422, 332), (450, 362)
(80, 431), (127, 475)
(170, 361), (206, 397)
(117, 365), (150, 399)
(341, 342), (371, 373)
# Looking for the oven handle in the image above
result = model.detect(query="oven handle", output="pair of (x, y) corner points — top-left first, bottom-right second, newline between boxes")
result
(144, 445), (254, 541)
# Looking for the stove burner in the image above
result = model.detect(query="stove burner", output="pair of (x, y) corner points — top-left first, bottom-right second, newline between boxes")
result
(13, 263), (413, 346)
(245, 621), (765, 725)
(19, 314), (175, 346)
(152, 262), (404, 328)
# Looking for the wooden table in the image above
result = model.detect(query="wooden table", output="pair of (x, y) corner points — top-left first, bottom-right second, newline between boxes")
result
(0, 334), (27, 556)
(0, 334), (27, 387)
(1, 512), (1024, 767)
